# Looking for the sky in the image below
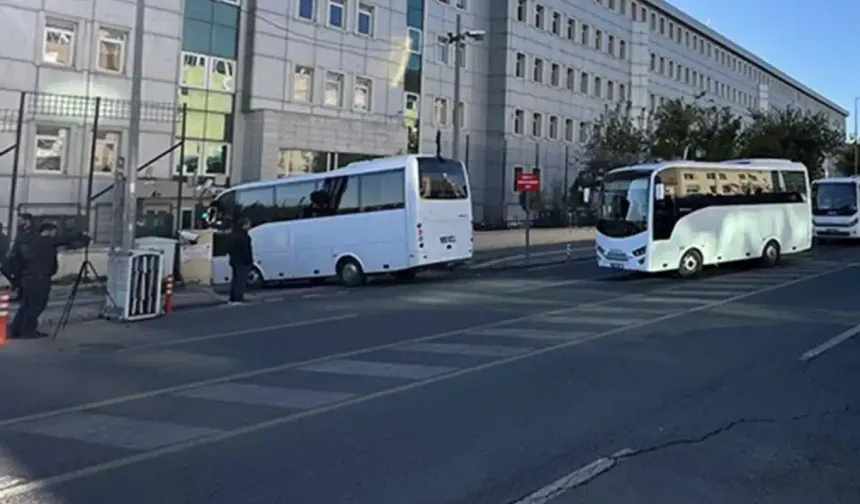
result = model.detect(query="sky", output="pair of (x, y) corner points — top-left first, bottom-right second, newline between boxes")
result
(669, 0), (860, 134)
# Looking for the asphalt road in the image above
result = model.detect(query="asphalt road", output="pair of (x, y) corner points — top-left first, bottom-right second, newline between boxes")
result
(0, 245), (859, 503)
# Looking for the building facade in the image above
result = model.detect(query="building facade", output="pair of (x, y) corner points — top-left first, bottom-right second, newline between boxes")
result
(0, 0), (848, 235)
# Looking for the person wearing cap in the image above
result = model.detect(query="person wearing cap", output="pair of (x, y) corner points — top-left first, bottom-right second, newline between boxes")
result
(9, 221), (88, 339)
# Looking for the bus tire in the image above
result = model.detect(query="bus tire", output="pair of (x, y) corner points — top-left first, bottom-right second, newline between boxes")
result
(246, 266), (265, 289)
(761, 240), (780, 267)
(337, 257), (367, 287)
(678, 249), (703, 278)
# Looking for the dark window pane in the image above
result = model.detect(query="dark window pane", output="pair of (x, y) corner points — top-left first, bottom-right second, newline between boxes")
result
(212, 2), (239, 26)
(182, 19), (212, 54)
(329, 3), (343, 26)
(236, 187), (274, 226)
(406, 9), (422, 28)
(211, 25), (237, 59)
(274, 182), (315, 221)
(418, 158), (468, 199)
(358, 13), (371, 34)
(408, 53), (422, 71)
(325, 176), (360, 214)
(299, 0), (314, 19)
(360, 169), (405, 211)
(184, 0), (213, 22)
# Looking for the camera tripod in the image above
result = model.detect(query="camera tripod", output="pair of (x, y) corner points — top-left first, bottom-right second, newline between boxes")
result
(52, 248), (116, 340)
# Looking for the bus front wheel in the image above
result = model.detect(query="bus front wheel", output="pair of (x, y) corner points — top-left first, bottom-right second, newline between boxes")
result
(337, 257), (367, 287)
(678, 249), (703, 278)
(761, 240), (781, 267)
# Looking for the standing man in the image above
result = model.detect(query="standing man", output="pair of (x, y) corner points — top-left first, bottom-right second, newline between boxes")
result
(3, 213), (34, 301)
(9, 222), (88, 339)
(227, 217), (253, 305)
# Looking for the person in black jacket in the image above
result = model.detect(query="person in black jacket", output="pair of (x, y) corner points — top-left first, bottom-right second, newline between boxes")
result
(9, 222), (88, 339)
(227, 218), (253, 305)
(3, 213), (34, 301)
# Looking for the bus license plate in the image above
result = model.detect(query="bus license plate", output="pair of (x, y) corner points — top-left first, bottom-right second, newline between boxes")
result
(610, 263), (625, 269)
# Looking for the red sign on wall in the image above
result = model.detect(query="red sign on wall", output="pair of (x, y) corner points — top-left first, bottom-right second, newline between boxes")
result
(515, 172), (540, 192)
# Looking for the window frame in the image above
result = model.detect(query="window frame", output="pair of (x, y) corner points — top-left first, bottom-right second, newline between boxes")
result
(531, 112), (543, 138)
(93, 130), (121, 175)
(353, 76), (372, 111)
(298, 0), (315, 20)
(42, 21), (76, 66)
(323, 70), (345, 107)
(328, 0), (346, 29)
(356, 2), (374, 36)
(33, 125), (70, 174)
(96, 27), (126, 74)
(293, 65), (314, 102)
(513, 109), (525, 135)
(434, 97), (449, 126)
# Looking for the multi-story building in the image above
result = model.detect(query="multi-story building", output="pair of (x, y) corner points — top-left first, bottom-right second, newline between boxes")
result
(0, 0), (848, 236)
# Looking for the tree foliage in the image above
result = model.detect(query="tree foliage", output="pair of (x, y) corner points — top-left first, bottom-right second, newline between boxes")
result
(833, 141), (857, 176)
(582, 98), (845, 182)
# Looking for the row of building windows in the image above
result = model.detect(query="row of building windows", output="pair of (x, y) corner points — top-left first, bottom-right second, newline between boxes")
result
(648, 52), (756, 109)
(512, 109), (594, 144)
(514, 1), (628, 63)
(287, 65), (375, 111)
(42, 19), (127, 73)
(513, 52), (629, 104)
(297, 0), (377, 38)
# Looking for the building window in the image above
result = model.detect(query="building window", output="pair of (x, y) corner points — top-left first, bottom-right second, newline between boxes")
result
(650, 52), (655, 71)
(619, 83), (626, 101)
(299, 0), (315, 20)
(566, 67), (574, 90)
(564, 118), (573, 142)
(328, 0), (345, 28)
(534, 5), (544, 29)
(513, 109), (524, 134)
(516, 0), (527, 22)
(96, 28), (126, 73)
(607, 81), (614, 100)
(619, 40), (626, 59)
(210, 58), (234, 92)
(438, 36), (451, 64)
(408, 27), (422, 53)
(34, 126), (68, 173)
(455, 101), (465, 128)
(594, 76), (602, 98)
(455, 0), (466, 9)
(532, 58), (543, 83)
(354, 76), (372, 111)
(580, 71), (588, 93)
(293, 66), (313, 101)
(567, 18), (575, 39)
(550, 63), (560, 86)
(357, 3), (374, 35)
(404, 92), (419, 115)
(607, 35), (614, 56)
(43, 21), (75, 65)
(324, 71), (344, 106)
(434, 98), (449, 125)
(202, 142), (230, 175)
(594, 30), (602, 51)
(181, 52), (207, 88)
(94, 131), (120, 174)
(531, 113), (542, 137)
(551, 11), (561, 35)
(580, 24), (589, 45)
(515, 52), (526, 77)
(548, 115), (558, 140)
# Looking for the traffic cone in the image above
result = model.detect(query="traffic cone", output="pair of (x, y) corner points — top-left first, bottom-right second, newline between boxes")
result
(0, 291), (9, 345)
(164, 276), (174, 314)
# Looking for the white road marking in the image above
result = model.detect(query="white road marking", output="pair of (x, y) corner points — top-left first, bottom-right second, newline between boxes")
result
(0, 262), (853, 498)
(173, 383), (355, 409)
(4, 413), (220, 451)
(632, 295), (710, 305)
(116, 314), (359, 352)
(537, 314), (648, 326)
(397, 342), (531, 357)
(664, 289), (745, 298)
(297, 359), (457, 380)
(466, 328), (593, 341)
(512, 449), (634, 503)
(800, 321), (860, 362)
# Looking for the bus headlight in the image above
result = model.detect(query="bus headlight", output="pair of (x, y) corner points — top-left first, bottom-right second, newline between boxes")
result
(632, 246), (646, 257)
(850, 218), (859, 227)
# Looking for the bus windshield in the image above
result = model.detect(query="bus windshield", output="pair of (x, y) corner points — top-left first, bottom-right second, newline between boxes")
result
(812, 182), (857, 216)
(207, 190), (236, 230)
(418, 158), (468, 199)
(597, 170), (652, 237)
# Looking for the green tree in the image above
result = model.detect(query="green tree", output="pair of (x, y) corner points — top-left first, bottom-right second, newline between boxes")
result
(583, 102), (651, 181)
(739, 107), (844, 179)
(650, 98), (701, 160)
(833, 141), (857, 176)
(692, 104), (744, 161)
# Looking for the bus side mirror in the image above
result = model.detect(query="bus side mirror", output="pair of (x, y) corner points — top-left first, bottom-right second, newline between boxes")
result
(582, 188), (590, 203)
(655, 183), (664, 200)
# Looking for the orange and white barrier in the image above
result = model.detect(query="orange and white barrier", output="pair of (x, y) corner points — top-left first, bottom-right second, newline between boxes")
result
(0, 291), (9, 345)
(164, 276), (174, 314)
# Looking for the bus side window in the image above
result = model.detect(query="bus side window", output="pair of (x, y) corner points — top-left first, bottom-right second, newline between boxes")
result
(275, 182), (315, 221)
(235, 187), (275, 228)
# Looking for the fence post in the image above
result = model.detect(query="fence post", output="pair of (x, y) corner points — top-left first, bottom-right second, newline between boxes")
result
(84, 97), (101, 243)
(175, 103), (188, 234)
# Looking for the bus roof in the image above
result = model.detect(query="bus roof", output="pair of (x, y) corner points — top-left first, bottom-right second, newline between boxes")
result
(227, 154), (456, 193)
(608, 158), (808, 174)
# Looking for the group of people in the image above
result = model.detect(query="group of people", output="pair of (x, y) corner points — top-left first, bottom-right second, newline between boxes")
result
(1, 214), (89, 339)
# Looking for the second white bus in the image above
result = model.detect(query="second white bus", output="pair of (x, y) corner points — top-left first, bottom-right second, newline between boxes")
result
(593, 159), (812, 277)
(811, 176), (860, 241)
(206, 154), (473, 287)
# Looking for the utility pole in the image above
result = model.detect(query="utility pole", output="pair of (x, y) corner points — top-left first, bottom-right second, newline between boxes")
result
(854, 97), (858, 176)
(123, 0), (146, 249)
(444, 15), (484, 161)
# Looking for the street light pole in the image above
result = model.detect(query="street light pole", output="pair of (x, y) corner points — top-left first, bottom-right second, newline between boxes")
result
(854, 97), (858, 176)
(123, 0), (146, 249)
(452, 14), (462, 161)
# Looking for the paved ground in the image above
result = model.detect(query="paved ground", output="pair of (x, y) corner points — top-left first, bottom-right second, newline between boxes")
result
(0, 244), (858, 503)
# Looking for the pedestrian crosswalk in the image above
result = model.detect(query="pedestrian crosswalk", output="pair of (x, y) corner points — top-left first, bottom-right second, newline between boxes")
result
(0, 258), (848, 489)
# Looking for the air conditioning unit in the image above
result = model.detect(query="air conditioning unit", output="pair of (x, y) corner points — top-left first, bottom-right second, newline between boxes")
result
(103, 249), (164, 322)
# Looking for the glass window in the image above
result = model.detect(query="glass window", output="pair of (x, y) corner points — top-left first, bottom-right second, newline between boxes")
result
(209, 58), (234, 92)
(97, 28), (126, 73)
(361, 170), (406, 211)
(43, 21), (75, 65)
(182, 18), (212, 54)
(212, 2), (239, 26)
(293, 66), (313, 101)
(34, 125), (68, 172)
(418, 158), (468, 200)
(181, 52), (207, 88)
(357, 3), (373, 35)
(781, 171), (808, 198)
(299, 0), (315, 20)
(185, 0), (213, 21)
(204, 142), (230, 174)
(94, 131), (120, 174)
(324, 71), (344, 106)
(325, 176), (360, 214)
(329, 0), (345, 28)
(275, 182), (315, 221)
(236, 187), (274, 226)
(408, 28), (422, 53)
(434, 98), (448, 125)
(211, 24), (237, 59)
(354, 77), (372, 111)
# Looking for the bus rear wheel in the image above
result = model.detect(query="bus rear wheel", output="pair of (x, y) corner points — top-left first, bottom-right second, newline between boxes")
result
(678, 249), (703, 278)
(761, 240), (780, 267)
(337, 257), (367, 287)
